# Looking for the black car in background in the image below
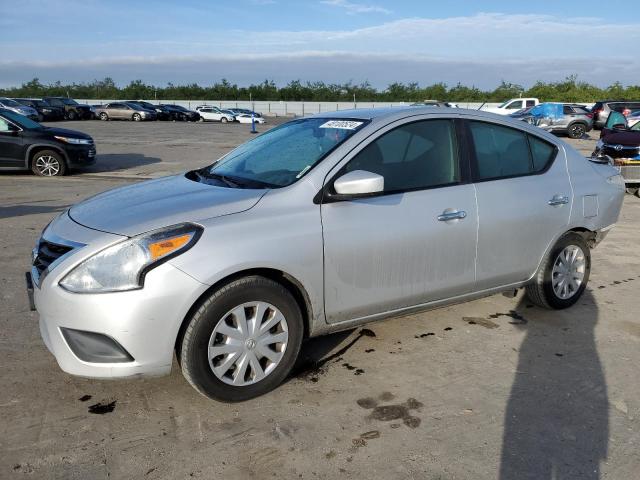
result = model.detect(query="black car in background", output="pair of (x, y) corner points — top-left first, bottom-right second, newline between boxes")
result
(42, 97), (94, 120)
(130, 101), (171, 121)
(0, 108), (95, 176)
(13, 98), (65, 121)
(160, 104), (201, 121)
(592, 100), (640, 129)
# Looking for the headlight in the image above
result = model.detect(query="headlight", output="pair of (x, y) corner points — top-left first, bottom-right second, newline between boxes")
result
(59, 223), (203, 293)
(54, 136), (93, 145)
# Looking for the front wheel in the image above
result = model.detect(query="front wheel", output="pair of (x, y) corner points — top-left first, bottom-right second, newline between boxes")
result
(132, 113), (142, 121)
(180, 276), (303, 402)
(66, 110), (77, 121)
(525, 232), (590, 309)
(567, 123), (586, 139)
(99, 112), (109, 121)
(221, 117), (228, 123)
(31, 150), (67, 177)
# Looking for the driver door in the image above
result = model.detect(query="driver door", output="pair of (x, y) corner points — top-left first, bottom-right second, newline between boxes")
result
(321, 118), (478, 324)
(0, 116), (23, 167)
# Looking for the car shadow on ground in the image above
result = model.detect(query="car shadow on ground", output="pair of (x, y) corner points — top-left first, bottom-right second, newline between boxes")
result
(81, 153), (162, 174)
(287, 329), (358, 382)
(0, 200), (70, 219)
(500, 291), (608, 479)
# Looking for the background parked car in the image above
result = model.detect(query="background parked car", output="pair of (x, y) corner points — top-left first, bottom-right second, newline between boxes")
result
(195, 105), (235, 123)
(43, 97), (94, 120)
(160, 104), (201, 122)
(626, 110), (640, 128)
(483, 97), (540, 115)
(0, 108), (95, 176)
(593, 110), (640, 194)
(410, 101), (459, 108)
(514, 103), (593, 139)
(0, 97), (39, 120)
(94, 102), (157, 121)
(591, 100), (640, 129)
(12, 98), (65, 122)
(235, 113), (266, 124)
(131, 101), (171, 121)
(227, 107), (263, 118)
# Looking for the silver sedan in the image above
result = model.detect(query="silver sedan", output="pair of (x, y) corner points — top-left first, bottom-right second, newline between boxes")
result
(29, 107), (624, 401)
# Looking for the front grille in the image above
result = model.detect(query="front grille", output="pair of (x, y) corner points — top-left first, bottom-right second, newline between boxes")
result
(620, 165), (640, 181)
(602, 144), (640, 158)
(33, 239), (73, 277)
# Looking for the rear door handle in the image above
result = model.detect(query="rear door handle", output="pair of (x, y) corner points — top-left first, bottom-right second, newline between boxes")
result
(548, 195), (569, 206)
(438, 210), (467, 221)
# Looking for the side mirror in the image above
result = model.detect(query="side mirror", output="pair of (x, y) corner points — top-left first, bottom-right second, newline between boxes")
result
(333, 170), (384, 196)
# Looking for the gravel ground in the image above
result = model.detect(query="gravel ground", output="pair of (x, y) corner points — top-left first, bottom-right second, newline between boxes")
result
(1, 119), (638, 479)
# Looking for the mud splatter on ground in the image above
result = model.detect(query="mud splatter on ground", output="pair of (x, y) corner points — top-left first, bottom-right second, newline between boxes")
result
(463, 317), (499, 329)
(356, 395), (423, 429)
(88, 400), (116, 414)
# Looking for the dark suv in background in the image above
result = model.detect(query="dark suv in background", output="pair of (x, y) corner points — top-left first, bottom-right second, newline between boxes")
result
(13, 99), (65, 121)
(42, 97), (94, 120)
(0, 109), (95, 176)
(592, 101), (640, 129)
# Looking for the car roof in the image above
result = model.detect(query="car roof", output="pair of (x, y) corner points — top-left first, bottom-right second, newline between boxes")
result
(309, 106), (506, 122)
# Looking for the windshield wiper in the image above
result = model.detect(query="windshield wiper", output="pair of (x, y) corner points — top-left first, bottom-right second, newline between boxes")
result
(194, 170), (241, 188)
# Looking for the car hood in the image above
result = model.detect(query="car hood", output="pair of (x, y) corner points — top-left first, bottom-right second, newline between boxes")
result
(68, 174), (267, 236)
(602, 131), (640, 146)
(42, 126), (92, 140)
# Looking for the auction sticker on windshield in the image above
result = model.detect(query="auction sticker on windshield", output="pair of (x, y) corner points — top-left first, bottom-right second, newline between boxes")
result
(320, 120), (364, 130)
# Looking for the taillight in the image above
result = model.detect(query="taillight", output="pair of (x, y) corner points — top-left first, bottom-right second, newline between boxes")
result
(586, 113), (593, 118)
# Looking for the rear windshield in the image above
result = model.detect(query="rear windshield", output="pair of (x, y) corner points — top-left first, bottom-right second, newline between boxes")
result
(205, 118), (368, 188)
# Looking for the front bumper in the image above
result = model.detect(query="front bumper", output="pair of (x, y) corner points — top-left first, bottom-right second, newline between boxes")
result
(33, 214), (209, 378)
(65, 143), (97, 166)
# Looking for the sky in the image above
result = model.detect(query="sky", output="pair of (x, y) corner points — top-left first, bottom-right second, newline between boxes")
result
(1, 0), (639, 89)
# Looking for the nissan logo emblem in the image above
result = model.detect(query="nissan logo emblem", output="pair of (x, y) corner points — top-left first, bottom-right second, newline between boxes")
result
(613, 144), (623, 151)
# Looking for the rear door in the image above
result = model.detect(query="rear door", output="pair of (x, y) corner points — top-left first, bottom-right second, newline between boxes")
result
(321, 118), (478, 323)
(465, 119), (571, 289)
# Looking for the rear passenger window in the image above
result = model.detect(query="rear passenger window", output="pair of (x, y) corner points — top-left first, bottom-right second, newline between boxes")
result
(343, 120), (459, 192)
(469, 122), (531, 179)
(529, 136), (556, 172)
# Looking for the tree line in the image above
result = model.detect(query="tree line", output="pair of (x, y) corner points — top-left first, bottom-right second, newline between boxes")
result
(2, 76), (639, 103)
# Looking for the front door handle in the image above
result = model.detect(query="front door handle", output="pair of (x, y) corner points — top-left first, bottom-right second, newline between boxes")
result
(438, 210), (467, 222)
(548, 195), (569, 206)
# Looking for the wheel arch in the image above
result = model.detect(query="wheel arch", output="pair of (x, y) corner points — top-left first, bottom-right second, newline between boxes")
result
(25, 144), (69, 169)
(174, 267), (314, 357)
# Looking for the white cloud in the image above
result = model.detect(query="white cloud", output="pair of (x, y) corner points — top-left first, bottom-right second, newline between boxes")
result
(320, 0), (391, 15)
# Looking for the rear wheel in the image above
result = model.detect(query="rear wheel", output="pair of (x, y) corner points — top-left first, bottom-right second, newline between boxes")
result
(525, 232), (590, 309)
(180, 276), (303, 402)
(567, 123), (586, 139)
(31, 150), (67, 177)
(66, 110), (77, 121)
(221, 117), (228, 123)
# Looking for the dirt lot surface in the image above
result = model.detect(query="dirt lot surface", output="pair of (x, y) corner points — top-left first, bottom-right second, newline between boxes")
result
(1, 120), (638, 479)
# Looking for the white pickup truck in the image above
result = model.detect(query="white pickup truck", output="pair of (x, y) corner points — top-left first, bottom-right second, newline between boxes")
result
(483, 98), (540, 115)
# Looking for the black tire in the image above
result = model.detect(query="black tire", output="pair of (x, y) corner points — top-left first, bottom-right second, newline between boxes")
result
(31, 149), (67, 177)
(636, 189), (640, 198)
(221, 117), (228, 123)
(132, 113), (142, 122)
(525, 232), (591, 309)
(66, 110), (77, 121)
(99, 112), (109, 121)
(626, 187), (639, 195)
(567, 122), (586, 139)
(180, 276), (304, 402)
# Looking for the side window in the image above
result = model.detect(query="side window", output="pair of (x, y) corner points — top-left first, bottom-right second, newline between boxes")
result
(469, 121), (532, 180)
(529, 136), (556, 172)
(0, 117), (11, 132)
(342, 120), (459, 192)
(506, 101), (523, 110)
(562, 105), (573, 115)
(526, 100), (536, 108)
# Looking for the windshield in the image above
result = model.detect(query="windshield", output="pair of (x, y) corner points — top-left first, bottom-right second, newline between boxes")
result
(61, 98), (79, 105)
(0, 110), (42, 129)
(205, 118), (367, 188)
